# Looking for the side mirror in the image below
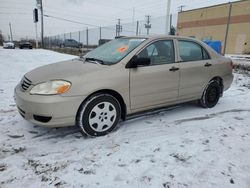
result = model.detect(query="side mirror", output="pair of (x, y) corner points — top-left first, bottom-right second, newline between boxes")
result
(126, 55), (151, 68)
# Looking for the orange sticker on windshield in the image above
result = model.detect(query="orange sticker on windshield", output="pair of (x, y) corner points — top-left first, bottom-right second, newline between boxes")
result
(117, 46), (128, 53)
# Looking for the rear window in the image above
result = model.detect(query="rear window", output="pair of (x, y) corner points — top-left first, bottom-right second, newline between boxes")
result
(178, 40), (210, 62)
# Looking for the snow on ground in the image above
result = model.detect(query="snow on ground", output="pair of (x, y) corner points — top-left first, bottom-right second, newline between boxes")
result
(226, 54), (250, 71)
(0, 48), (250, 188)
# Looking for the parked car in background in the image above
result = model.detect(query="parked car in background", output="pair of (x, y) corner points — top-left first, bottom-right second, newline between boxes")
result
(14, 36), (233, 137)
(60, 39), (82, 48)
(19, 41), (33, 49)
(3, 41), (15, 49)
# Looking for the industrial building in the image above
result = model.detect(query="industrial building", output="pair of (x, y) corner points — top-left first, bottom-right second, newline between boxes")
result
(177, 0), (250, 54)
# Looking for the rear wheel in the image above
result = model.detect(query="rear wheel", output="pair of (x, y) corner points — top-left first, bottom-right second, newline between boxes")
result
(76, 94), (121, 137)
(200, 80), (221, 108)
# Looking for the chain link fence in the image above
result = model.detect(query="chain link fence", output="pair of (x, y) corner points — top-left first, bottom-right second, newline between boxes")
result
(44, 15), (178, 55)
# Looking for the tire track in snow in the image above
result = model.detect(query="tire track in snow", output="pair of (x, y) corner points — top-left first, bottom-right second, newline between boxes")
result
(175, 109), (250, 125)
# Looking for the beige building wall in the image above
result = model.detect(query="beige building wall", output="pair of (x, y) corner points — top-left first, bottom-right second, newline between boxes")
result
(177, 0), (250, 54)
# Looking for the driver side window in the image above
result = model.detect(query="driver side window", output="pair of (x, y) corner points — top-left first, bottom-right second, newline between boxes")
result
(138, 40), (175, 65)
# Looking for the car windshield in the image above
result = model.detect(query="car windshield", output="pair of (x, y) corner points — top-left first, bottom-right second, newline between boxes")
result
(84, 38), (146, 65)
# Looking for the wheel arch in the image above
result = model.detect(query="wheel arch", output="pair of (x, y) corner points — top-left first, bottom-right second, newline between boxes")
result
(210, 76), (224, 95)
(76, 89), (127, 123)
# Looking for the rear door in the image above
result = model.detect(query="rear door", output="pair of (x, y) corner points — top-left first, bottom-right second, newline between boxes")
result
(129, 39), (180, 110)
(177, 40), (212, 101)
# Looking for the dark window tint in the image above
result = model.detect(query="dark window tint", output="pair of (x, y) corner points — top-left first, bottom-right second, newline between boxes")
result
(178, 40), (205, 62)
(202, 48), (210, 60)
(138, 40), (175, 65)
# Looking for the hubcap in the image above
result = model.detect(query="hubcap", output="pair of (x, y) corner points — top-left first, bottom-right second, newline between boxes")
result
(89, 102), (117, 132)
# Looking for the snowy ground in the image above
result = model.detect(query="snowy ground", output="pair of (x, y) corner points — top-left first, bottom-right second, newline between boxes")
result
(0, 48), (250, 188)
(227, 54), (250, 72)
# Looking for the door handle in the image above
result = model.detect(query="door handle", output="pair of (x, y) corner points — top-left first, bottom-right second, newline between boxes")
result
(204, 63), (212, 67)
(169, 67), (179, 72)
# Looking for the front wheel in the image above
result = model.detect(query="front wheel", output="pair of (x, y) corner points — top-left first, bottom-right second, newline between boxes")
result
(76, 94), (121, 137)
(199, 80), (221, 108)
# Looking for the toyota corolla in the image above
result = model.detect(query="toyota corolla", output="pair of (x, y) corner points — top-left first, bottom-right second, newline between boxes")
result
(14, 36), (233, 136)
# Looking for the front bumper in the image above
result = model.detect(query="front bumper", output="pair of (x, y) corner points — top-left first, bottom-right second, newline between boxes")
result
(14, 84), (86, 127)
(20, 45), (32, 48)
(3, 46), (15, 49)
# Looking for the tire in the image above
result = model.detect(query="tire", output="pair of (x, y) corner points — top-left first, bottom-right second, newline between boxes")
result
(200, 80), (221, 108)
(76, 93), (121, 137)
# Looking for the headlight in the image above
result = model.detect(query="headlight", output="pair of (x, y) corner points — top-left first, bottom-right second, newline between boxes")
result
(30, 80), (71, 95)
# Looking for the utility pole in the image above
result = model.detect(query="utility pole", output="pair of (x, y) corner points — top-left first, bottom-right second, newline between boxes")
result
(35, 22), (38, 48)
(178, 5), (185, 12)
(169, 14), (172, 35)
(9, 22), (13, 42)
(33, 8), (39, 48)
(223, 2), (232, 55)
(145, 15), (151, 35)
(116, 19), (122, 37)
(37, 0), (44, 48)
(132, 7), (135, 35)
(136, 21), (139, 36)
(99, 27), (102, 40)
(86, 27), (89, 46)
(78, 31), (81, 43)
(165, 0), (171, 35)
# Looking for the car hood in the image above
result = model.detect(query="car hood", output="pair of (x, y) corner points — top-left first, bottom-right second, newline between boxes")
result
(25, 59), (105, 84)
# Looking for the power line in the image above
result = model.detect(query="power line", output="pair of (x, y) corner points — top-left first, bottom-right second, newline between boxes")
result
(44, 14), (106, 28)
(0, 12), (31, 15)
(43, 13), (137, 37)
(43, 10), (116, 24)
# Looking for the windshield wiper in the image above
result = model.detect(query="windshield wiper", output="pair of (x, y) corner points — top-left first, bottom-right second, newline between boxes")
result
(85, 57), (104, 65)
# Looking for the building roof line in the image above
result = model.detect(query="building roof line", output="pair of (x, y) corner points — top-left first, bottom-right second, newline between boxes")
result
(178, 0), (243, 14)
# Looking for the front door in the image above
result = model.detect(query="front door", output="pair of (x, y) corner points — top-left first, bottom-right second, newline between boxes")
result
(129, 40), (180, 110)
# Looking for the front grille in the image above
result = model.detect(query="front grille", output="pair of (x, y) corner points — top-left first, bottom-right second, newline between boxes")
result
(20, 76), (32, 92)
(17, 106), (26, 118)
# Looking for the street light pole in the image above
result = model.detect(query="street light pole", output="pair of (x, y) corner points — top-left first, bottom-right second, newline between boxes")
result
(9, 22), (13, 42)
(165, 0), (171, 34)
(37, 0), (44, 48)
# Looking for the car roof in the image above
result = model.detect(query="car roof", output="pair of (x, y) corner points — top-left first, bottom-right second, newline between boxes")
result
(122, 35), (195, 40)
(121, 35), (220, 58)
